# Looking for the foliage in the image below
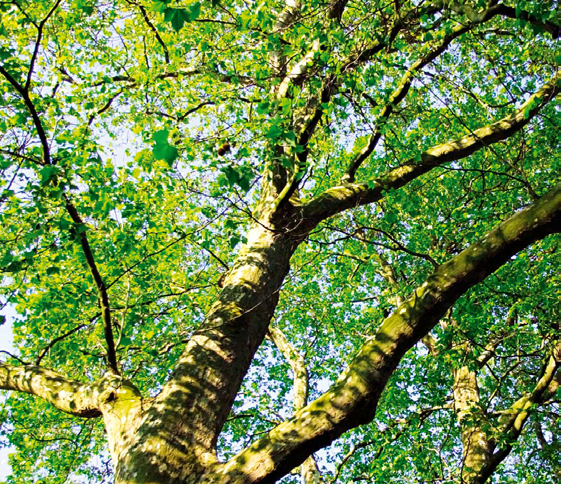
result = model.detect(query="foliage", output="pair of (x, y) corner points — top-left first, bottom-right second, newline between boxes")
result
(0, 1), (559, 483)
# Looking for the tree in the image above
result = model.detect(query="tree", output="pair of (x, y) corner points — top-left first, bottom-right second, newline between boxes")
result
(0, 0), (559, 483)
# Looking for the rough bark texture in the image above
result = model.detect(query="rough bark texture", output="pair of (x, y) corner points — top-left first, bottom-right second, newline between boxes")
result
(453, 359), (493, 483)
(113, 218), (302, 483)
(208, 182), (561, 484)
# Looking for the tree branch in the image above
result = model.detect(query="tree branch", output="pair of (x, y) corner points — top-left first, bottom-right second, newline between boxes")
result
(0, 64), (51, 165)
(452, 344), (493, 482)
(268, 326), (325, 484)
(64, 199), (118, 374)
(0, 363), (110, 418)
(36, 321), (94, 366)
(25, 0), (63, 91)
(303, 72), (559, 223)
(128, 0), (170, 63)
(478, 342), (561, 482)
(219, 181), (561, 484)
(444, 1), (560, 39)
(342, 21), (473, 183)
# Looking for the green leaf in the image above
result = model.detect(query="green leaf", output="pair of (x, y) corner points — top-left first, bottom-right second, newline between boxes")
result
(150, 0), (169, 13)
(256, 101), (270, 115)
(220, 165), (240, 186)
(39, 165), (60, 186)
(120, 336), (132, 347)
(164, 7), (191, 32)
(265, 125), (282, 139)
(239, 11), (252, 30)
(190, 2), (201, 21)
(152, 129), (179, 164)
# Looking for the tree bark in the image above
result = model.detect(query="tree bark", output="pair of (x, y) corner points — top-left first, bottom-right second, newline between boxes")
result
(269, 326), (325, 484)
(3, 183), (559, 484)
(453, 354), (493, 483)
(212, 182), (561, 484)
(113, 218), (302, 483)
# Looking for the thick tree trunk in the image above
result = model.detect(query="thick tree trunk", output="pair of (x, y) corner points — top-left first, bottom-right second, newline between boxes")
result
(211, 183), (561, 484)
(113, 217), (301, 483)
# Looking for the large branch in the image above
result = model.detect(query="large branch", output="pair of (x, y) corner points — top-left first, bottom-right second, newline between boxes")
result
(476, 341), (561, 483)
(217, 181), (561, 484)
(0, 363), (106, 418)
(0, 362), (144, 464)
(444, 1), (560, 39)
(303, 72), (559, 223)
(452, 344), (493, 483)
(491, 4), (560, 39)
(113, 222), (301, 481)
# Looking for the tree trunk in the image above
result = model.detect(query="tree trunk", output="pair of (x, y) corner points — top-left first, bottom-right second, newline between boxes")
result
(2, 180), (560, 484)
(113, 217), (301, 483)
(453, 360), (493, 483)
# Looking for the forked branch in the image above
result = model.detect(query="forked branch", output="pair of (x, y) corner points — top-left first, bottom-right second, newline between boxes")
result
(219, 181), (561, 483)
(304, 71), (559, 223)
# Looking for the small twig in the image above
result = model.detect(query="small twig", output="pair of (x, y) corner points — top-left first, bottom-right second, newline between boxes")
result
(26, 0), (64, 92)
(36, 319), (95, 366)
(0, 350), (28, 366)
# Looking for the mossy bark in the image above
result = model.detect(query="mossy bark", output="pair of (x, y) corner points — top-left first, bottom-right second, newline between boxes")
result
(113, 218), (302, 483)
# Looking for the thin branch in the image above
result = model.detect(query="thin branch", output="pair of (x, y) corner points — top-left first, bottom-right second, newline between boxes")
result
(364, 225), (439, 268)
(145, 101), (214, 123)
(303, 72), (560, 223)
(331, 405), (447, 483)
(130, 0), (170, 63)
(26, 0), (63, 91)
(0, 64), (51, 165)
(0, 350), (28, 366)
(343, 21), (473, 183)
(36, 320), (95, 366)
(64, 199), (118, 374)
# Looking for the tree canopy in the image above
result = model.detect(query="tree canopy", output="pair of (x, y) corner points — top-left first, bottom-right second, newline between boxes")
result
(0, 1), (559, 483)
